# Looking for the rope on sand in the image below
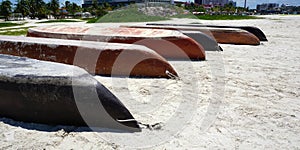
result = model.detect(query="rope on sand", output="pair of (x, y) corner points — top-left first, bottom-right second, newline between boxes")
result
(117, 119), (162, 130)
(138, 122), (163, 130)
(166, 70), (180, 80)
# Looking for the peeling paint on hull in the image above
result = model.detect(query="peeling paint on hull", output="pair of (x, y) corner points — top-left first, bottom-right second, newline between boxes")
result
(147, 23), (268, 42)
(132, 25), (261, 45)
(0, 35), (178, 78)
(27, 26), (206, 60)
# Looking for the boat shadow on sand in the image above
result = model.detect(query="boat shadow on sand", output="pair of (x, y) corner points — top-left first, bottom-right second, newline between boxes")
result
(0, 117), (132, 133)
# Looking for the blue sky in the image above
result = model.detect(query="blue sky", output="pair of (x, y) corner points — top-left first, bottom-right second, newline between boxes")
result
(11, 0), (300, 9)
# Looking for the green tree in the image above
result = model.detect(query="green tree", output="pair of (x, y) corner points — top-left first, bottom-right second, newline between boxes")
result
(28, 0), (46, 19)
(236, 6), (247, 14)
(65, 1), (70, 9)
(90, 0), (108, 17)
(195, 5), (206, 12)
(15, 0), (29, 19)
(211, 6), (220, 13)
(67, 2), (82, 17)
(95, 8), (107, 17)
(49, 0), (59, 19)
(0, 0), (12, 21)
(92, 0), (99, 9)
(36, 0), (47, 19)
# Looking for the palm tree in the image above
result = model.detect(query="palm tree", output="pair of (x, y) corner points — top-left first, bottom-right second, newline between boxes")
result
(28, 0), (46, 19)
(65, 1), (70, 8)
(92, 0), (99, 10)
(15, 0), (29, 19)
(0, 0), (12, 21)
(49, 0), (59, 19)
(66, 2), (82, 17)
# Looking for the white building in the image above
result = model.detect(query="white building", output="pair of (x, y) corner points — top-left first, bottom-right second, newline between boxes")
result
(228, 0), (236, 7)
(82, 0), (135, 7)
(201, 0), (229, 6)
(83, 0), (172, 7)
(256, 3), (279, 12)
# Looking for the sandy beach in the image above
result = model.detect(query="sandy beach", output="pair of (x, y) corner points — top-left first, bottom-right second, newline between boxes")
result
(0, 15), (299, 149)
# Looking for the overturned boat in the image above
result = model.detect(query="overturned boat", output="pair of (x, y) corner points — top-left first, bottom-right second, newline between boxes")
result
(0, 54), (141, 132)
(0, 35), (178, 78)
(147, 23), (268, 42)
(125, 25), (260, 45)
(27, 25), (206, 60)
(121, 25), (222, 51)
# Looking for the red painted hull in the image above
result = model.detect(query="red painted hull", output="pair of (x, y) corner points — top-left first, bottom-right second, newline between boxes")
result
(122, 25), (260, 45)
(0, 36), (178, 78)
(27, 25), (205, 60)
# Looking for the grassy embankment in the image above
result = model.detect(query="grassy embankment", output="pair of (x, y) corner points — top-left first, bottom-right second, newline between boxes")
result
(0, 22), (30, 36)
(87, 7), (167, 23)
(0, 22), (24, 28)
(0, 19), (82, 35)
(86, 4), (198, 23)
(85, 3), (263, 23)
(87, 10), (262, 23)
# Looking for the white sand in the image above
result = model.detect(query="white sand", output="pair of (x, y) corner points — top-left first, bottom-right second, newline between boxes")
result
(0, 15), (299, 149)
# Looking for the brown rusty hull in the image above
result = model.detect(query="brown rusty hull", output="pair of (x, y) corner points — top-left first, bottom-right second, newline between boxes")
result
(0, 36), (177, 78)
(27, 26), (205, 60)
(121, 25), (260, 45)
(146, 23), (268, 41)
(206, 29), (260, 45)
(121, 25), (222, 51)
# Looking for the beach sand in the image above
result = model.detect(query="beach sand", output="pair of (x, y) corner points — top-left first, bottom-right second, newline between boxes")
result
(0, 15), (299, 149)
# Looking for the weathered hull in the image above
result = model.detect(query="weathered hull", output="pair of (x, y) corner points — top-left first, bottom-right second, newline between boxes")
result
(121, 25), (222, 51)
(0, 54), (140, 132)
(27, 25), (206, 60)
(0, 35), (178, 78)
(124, 25), (260, 45)
(205, 28), (260, 45)
(180, 30), (223, 51)
(147, 23), (268, 41)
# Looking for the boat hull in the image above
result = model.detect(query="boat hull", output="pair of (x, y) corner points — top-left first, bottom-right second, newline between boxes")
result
(0, 54), (141, 132)
(121, 25), (222, 51)
(27, 26), (206, 60)
(146, 23), (268, 41)
(124, 25), (260, 45)
(0, 35), (178, 78)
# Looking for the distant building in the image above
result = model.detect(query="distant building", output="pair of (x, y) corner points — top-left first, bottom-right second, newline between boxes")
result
(82, 0), (135, 7)
(256, 3), (279, 13)
(280, 4), (300, 14)
(228, 0), (236, 7)
(142, 0), (173, 4)
(199, 0), (229, 6)
(194, 0), (202, 5)
(82, 0), (174, 7)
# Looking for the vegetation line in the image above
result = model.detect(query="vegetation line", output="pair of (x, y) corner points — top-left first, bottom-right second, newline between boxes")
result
(197, 15), (263, 20)
(0, 22), (24, 28)
(0, 29), (28, 36)
(37, 19), (82, 23)
(0, 26), (35, 31)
